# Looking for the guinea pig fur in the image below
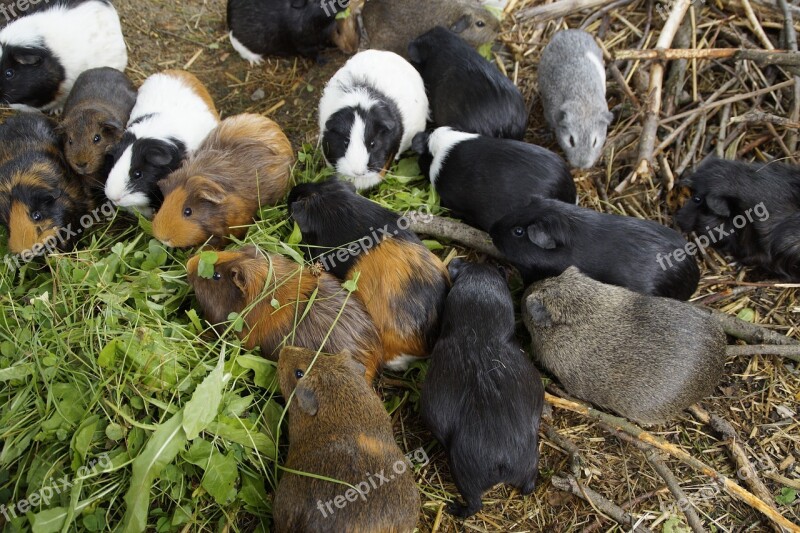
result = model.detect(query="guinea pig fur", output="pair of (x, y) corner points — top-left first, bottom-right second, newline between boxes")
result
(408, 27), (528, 140)
(227, 0), (353, 64)
(186, 245), (385, 382)
(538, 29), (612, 169)
(413, 127), (576, 232)
(524, 266), (727, 424)
(288, 178), (450, 370)
(152, 113), (293, 248)
(58, 67), (136, 185)
(318, 49), (428, 190)
(421, 260), (543, 518)
(274, 346), (420, 533)
(675, 156), (800, 281)
(0, 0), (127, 112)
(362, 0), (499, 59)
(105, 70), (220, 218)
(0, 112), (91, 255)
(490, 195), (700, 300)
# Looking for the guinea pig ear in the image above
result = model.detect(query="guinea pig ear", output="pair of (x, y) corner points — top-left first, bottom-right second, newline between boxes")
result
(412, 132), (430, 155)
(144, 144), (177, 167)
(191, 177), (225, 205)
(407, 41), (424, 64)
(12, 51), (43, 66)
(526, 297), (554, 327)
(601, 110), (614, 126)
(101, 118), (124, 136)
(229, 265), (249, 294)
(294, 382), (319, 416)
(706, 194), (731, 217)
(450, 14), (472, 34)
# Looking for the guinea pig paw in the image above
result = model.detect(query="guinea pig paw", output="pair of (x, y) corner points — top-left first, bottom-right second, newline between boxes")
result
(447, 500), (481, 519)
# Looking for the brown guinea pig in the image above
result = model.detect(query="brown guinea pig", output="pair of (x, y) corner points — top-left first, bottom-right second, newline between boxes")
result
(274, 346), (420, 533)
(330, 0), (363, 54)
(58, 67), (137, 188)
(186, 245), (384, 381)
(152, 114), (293, 248)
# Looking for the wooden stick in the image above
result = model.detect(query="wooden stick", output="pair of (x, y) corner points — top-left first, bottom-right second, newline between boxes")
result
(777, 0), (800, 152)
(516, 0), (628, 22)
(705, 308), (799, 346)
(614, 48), (800, 64)
(406, 212), (503, 259)
(742, 0), (777, 50)
(726, 344), (800, 362)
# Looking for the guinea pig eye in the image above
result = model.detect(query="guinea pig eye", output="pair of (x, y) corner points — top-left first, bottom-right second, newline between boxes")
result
(212, 272), (221, 281)
(569, 136), (576, 148)
(183, 207), (192, 217)
(369, 140), (376, 148)
(512, 226), (525, 237)
(692, 195), (702, 203)
(294, 369), (304, 379)
(4, 68), (13, 79)
(476, 20), (486, 27)
(93, 134), (101, 144)
(133, 170), (143, 180)
(31, 211), (43, 222)
(68, 138), (73, 146)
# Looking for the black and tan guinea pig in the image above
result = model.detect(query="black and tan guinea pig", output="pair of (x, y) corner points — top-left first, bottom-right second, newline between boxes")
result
(0, 113), (91, 256)
(57, 67), (136, 191)
(226, 0), (357, 64)
(0, 0), (127, 112)
(187, 245), (386, 382)
(152, 114), (294, 248)
(490, 195), (700, 300)
(524, 266), (727, 424)
(422, 260), (543, 518)
(408, 27), (528, 140)
(274, 346), (420, 533)
(288, 178), (450, 371)
(413, 127), (576, 232)
(675, 156), (800, 281)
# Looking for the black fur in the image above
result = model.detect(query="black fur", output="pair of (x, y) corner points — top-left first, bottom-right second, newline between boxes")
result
(413, 130), (576, 232)
(226, 0), (344, 58)
(408, 27), (528, 139)
(421, 260), (543, 518)
(0, 43), (64, 108)
(675, 156), (800, 281)
(490, 196), (701, 300)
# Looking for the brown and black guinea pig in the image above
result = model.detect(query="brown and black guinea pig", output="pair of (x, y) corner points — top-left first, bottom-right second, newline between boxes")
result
(288, 178), (450, 371)
(152, 114), (294, 248)
(57, 67), (137, 192)
(273, 346), (420, 533)
(186, 245), (385, 381)
(0, 113), (92, 256)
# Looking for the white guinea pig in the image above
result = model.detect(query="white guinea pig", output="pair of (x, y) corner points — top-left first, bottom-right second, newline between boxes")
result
(318, 49), (429, 190)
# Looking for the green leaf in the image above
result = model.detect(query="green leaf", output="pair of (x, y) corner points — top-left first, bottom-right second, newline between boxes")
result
(393, 157), (421, 178)
(662, 516), (691, 533)
(0, 362), (34, 382)
(234, 355), (278, 391)
(775, 487), (797, 506)
(197, 251), (219, 280)
(207, 417), (276, 456)
(105, 423), (126, 441)
(182, 439), (238, 505)
(422, 239), (444, 251)
(30, 507), (69, 533)
(183, 352), (228, 440)
(71, 415), (100, 467)
(186, 309), (203, 334)
(226, 312), (245, 333)
(478, 42), (493, 60)
(343, 271), (360, 293)
(737, 308), (756, 322)
(136, 212), (153, 235)
(287, 222), (303, 245)
(97, 339), (119, 368)
(335, 6), (351, 19)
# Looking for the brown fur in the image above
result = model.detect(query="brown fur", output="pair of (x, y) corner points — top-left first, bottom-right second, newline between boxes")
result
(162, 70), (220, 120)
(153, 114), (293, 248)
(186, 246), (384, 381)
(331, 0), (363, 54)
(274, 346), (420, 533)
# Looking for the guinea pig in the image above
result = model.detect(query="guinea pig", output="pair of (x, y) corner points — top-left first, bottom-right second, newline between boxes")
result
(538, 29), (612, 169)
(524, 266), (727, 424)
(329, 0), (363, 55)
(318, 49), (428, 190)
(58, 67), (136, 189)
(288, 178), (449, 371)
(490, 195), (701, 300)
(413, 127), (576, 232)
(0, 113), (91, 255)
(227, 0), (354, 63)
(274, 346), (420, 533)
(0, 0), (127, 113)
(362, 0), (499, 59)
(105, 70), (220, 218)
(408, 27), (528, 140)
(187, 245), (386, 382)
(152, 114), (293, 248)
(675, 156), (800, 281)
(421, 260), (543, 518)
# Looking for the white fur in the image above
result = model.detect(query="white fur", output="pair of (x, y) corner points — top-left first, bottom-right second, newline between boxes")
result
(384, 354), (424, 372)
(586, 50), (606, 88)
(228, 32), (263, 65)
(335, 115), (380, 189)
(426, 127), (479, 185)
(0, 0), (128, 112)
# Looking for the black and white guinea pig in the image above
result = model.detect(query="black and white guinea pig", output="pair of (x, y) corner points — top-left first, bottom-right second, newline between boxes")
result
(408, 26), (528, 140)
(318, 49), (429, 190)
(105, 70), (220, 218)
(0, 0), (127, 112)
(413, 127), (576, 232)
(490, 195), (701, 300)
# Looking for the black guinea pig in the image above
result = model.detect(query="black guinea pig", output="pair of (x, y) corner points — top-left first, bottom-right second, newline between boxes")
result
(408, 26), (528, 140)
(490, 195), (701, 300)
(413, 127), (576, 232)
(421, 259), (543, 518)
(0, 0), (127, 112)
(288, 178), (450, 370)
(675, 156), (800, 281)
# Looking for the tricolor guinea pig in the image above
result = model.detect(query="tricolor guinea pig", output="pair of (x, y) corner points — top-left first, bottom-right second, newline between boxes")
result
(408, 27), (528, 140)
(274, 346), (420, 533)
(0, 113), (91, 255)
(490, 195), (700, 300)
(0, 0), (128, 113)
(318, 50), (428, 190)
(413, 127), (576, 232)
(187, 245), (385, 382)
(152, 114), (294, 248)
(288, 178), (450, 370)
(105, 70), (220, 218)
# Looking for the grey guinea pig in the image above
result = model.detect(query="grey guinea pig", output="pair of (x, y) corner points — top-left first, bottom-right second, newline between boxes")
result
(538, 29), (612, 169)
(362, 0), (499, 59)
(524, 266), (727, 424)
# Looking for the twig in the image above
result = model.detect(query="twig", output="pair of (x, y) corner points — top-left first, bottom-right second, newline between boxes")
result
(726, 344), (800, 362)
(614, 48), (800, 64)
(516, 0), (631, 22)
(542, 421), (584, 477)
(729, 111), (800, 128)
(777, 0), (800, 152)
(705, 308), (799, 346)
(742, 0), (776, 50)
(407, 212), (503, 259)
(583, 488), (670, 533)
